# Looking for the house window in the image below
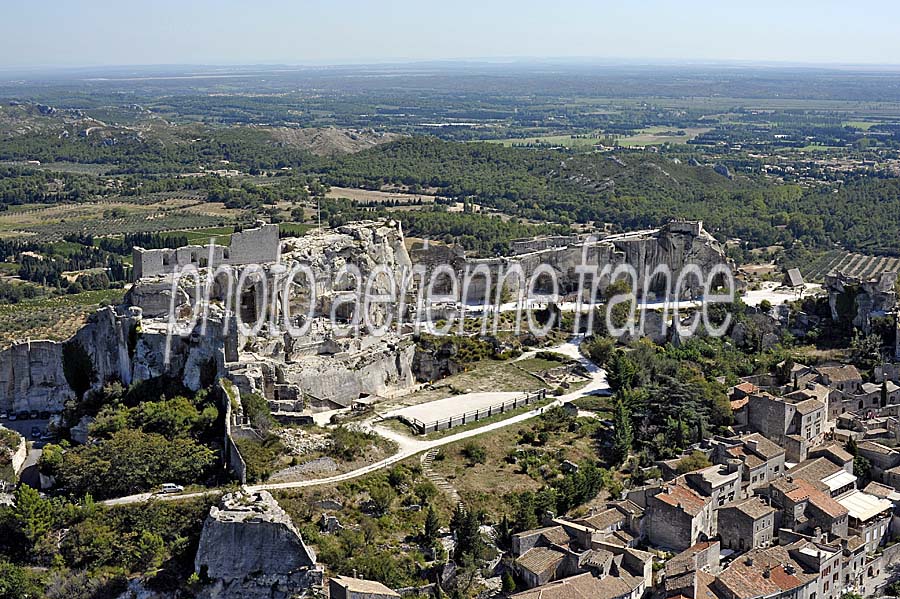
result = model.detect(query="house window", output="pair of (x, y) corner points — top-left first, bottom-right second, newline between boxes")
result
(162, 254), (170, 266)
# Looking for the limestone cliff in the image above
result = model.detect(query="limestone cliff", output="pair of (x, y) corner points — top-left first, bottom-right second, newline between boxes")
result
(826, 271), (898, 334)
(194, 490), (322, 599)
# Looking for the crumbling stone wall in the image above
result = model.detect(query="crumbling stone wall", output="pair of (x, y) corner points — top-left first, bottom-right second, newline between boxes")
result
(133, 223), (280, 280)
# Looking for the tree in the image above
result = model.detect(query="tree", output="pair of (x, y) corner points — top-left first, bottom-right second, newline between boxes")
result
(675, 451), (712, 475)
(423, 505), (441, 545)
(850, 331), (883, 372)
(502, 571), (517, 593)
(611, 396), (633, 465)
(461, 442), (486, 466)
(450, 506), (484, 561)
(0, 560), (43, 599)
(369, 484), (395, 517)
(607, 351), (638, 391)
(13, 485), (52, 550)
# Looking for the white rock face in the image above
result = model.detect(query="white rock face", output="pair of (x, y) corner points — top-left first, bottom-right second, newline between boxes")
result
(195, 490), (323, 599)
(0, 306), (139, 413)
(0, 340), (71, 413)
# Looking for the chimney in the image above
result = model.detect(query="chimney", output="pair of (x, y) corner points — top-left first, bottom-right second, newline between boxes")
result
(814, 527), (822, 542)
(352, 569), (358, 579)
(763, 567), (771, 579)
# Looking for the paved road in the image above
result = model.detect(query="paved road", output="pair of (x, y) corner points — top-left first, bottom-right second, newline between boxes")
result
(103, 336), (608, 505)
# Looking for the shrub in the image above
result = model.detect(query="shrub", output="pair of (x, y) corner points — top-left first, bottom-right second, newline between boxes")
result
(461, 442), (486, 466)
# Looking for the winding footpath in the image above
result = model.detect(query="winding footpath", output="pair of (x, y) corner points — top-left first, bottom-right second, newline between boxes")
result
(103, 336), (608, 506)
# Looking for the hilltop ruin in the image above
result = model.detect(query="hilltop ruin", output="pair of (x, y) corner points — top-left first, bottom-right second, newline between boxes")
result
(0, 219), (731, 417)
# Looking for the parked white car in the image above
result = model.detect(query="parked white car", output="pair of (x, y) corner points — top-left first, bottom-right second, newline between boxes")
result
(159, 483), (185, 494)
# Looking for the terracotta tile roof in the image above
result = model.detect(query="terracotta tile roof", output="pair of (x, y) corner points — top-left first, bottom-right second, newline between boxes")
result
(807, 489), (850, 519)
(788, 457), (843, 484)
(816, 365), (862, 383)
(721, 497), (776, 521)
(653, 483), (710, 516)
(515, 547), (566, 576)
(330, 576), (400, 598)
(576, 508), (626, 531)
(772, 477), (847, 518)
(727, 446), (764, 469)
(792, 398), (825, 415)
(810, 443), (853, 464)
(715, 548), (816, 599)
(539, 526), (572, 547)
(730, 397), (749, 411)
(734, 382), (758, 394)
(740, 433), (785, 460)
(858, 440), (899, 457)
(510, 572), (641, 599)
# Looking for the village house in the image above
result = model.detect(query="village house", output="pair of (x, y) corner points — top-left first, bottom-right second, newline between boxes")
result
(807, 444), (854, 474)
(767, 476), (850, 539)
(855, 440), (900, 482)
(329, 576), (401, 599)
(746, 391), (826, 462)
(814, 365), (864, 396)
(834, 489), (894, 554)
(709, 433), (786, 494)
(510, 515), (650, 590)
(788, 458), (857, 498)
(644, 483), (716, 551)
(717, 497), (777, 553)
(711, 545), (819, 599)
(662, 540), (721, 598)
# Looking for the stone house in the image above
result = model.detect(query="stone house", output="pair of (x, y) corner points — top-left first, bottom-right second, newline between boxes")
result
(711, 545), (819, 599)
(645, 483), (715, 551)
(662, 540), (721, 598)
(717, 497), (776, 553)
(511, 515), (650, 589)
(329, 576), (400, 599)
(856, 441), (900, 481)
(831, 381), (900, 419)
(815, 365), (864, 395)
(788, 457), (857, 498)
(767, 477), (850, 539)
(682, 463), (742, 508)
(788, 540), (844, 599)
(709, 433), (786, 495)
(808, 444), (854, 474)
(746, 391), (826, 462)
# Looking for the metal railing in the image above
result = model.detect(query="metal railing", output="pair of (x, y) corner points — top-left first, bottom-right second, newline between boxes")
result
(402, 389), (548, 434)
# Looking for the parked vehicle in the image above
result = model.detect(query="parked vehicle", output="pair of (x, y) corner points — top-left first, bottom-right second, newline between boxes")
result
(31, 426), (42, 439)
(159, 483), (184, 494)
(0, 412), (7, 420)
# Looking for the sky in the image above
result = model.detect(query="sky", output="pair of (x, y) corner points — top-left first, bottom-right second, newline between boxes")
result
(2, 0), (899, 69)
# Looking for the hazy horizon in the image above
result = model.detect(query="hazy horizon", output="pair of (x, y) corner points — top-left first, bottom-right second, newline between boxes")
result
(3, 0), (900, 69)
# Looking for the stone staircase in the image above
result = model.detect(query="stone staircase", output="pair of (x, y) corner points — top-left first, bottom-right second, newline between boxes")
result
(421, 448), (462, 509)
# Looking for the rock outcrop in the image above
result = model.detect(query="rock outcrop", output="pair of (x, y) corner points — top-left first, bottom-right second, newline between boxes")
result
(0, 306), (140, 414)
(826, 271), (898, 333)
(195, 490), (322, 599)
